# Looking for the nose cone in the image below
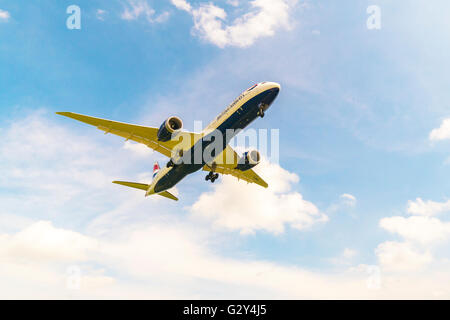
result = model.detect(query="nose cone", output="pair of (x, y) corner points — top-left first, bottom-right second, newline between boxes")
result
(270, 82), (281, 91)
(261, 82), (280, 106)
(261, 81), (281, 91)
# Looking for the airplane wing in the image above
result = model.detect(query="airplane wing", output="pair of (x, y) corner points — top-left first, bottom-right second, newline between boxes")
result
(56, 112), (197, 158)
(202, 145), (269, 188)
(57, 112), (268, 188)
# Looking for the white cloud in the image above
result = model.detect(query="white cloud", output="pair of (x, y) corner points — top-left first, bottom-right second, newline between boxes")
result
(380, 216), (450, 245)
(171, 0), (297, 48)
(375, 197), (450, 273)
(123, 141), (154, 157)
(340, 193), (357, 207)
(0, 9), (10, 21)
(96, 9), (106, 21)
(0, 216), (346, 298)
(172, 0), (192, 12)
(376, 241), (432, 272)
(227, 0), (240, 7)
(0, 221), (97, 263)
(430, 118), (450, 141)
(329, 248), (358, 266)
(3, 216), (450, 299)
(121, 0), (169, 23)
(0, 213), (35, 234)
(408, 198), (450, 216)
(0, 221), (114, 299)
(343, 248), (357, 259)
(97, 220), (368, 299)
(190, 160), (328, 235)
(153, 11), (170, 23)
(2, 111), (450, 298)
(326, 193), (357, 215)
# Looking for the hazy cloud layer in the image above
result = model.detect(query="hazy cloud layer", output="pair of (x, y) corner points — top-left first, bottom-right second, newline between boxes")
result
(1, 112), (450, 298)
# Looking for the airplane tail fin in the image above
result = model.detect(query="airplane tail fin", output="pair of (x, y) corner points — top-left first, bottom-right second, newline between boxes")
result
(112, 181), (179, 201)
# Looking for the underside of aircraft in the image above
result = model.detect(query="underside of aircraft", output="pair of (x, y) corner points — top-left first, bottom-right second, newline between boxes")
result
(57, 82), (280, 201)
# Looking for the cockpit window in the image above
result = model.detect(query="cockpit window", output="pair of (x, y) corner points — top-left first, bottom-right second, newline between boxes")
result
(247, 84), (258, 91)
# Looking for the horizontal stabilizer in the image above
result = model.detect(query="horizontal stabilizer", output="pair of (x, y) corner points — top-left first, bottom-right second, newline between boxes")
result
(113, 181), (178, 201)
(158, 191), (178, 201)
(113, 181), (149, 191)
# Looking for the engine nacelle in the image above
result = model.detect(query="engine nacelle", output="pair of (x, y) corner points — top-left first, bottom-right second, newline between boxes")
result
(236, 150), (261, 171)
(157, 116), (183, 142)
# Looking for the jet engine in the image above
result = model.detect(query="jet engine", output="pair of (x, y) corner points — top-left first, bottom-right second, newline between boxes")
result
(236, 150), (261, 171)
(157, 116), (183, 142)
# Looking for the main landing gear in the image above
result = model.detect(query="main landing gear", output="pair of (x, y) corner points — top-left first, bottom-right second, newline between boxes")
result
(205, 172), (219, 183)
(257, 103), (266, 118)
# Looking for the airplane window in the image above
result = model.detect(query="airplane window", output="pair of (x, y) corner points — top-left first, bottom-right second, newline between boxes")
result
(247, 84), (257, 91)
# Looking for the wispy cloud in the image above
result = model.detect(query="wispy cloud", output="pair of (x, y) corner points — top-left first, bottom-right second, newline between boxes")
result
(340, 194), (357, 207)
(96, 9), (107, 21)
(121, 0), (169, 23)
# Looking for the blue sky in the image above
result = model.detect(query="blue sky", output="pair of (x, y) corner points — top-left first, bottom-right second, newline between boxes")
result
(1, 0), (450, 298)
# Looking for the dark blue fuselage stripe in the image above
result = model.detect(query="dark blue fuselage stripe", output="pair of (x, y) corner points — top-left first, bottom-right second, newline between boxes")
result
(153, 89), (277, 193)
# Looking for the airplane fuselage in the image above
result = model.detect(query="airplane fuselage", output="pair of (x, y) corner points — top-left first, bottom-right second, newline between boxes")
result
(147, 82), (280, 195)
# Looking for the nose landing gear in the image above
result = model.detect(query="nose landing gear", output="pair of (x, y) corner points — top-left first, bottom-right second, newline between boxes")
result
(166, 159), (175, 168)
(205, 172), (219, 183)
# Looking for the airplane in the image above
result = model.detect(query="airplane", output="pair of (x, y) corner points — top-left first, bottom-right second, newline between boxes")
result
(56, 81), (281, 201)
